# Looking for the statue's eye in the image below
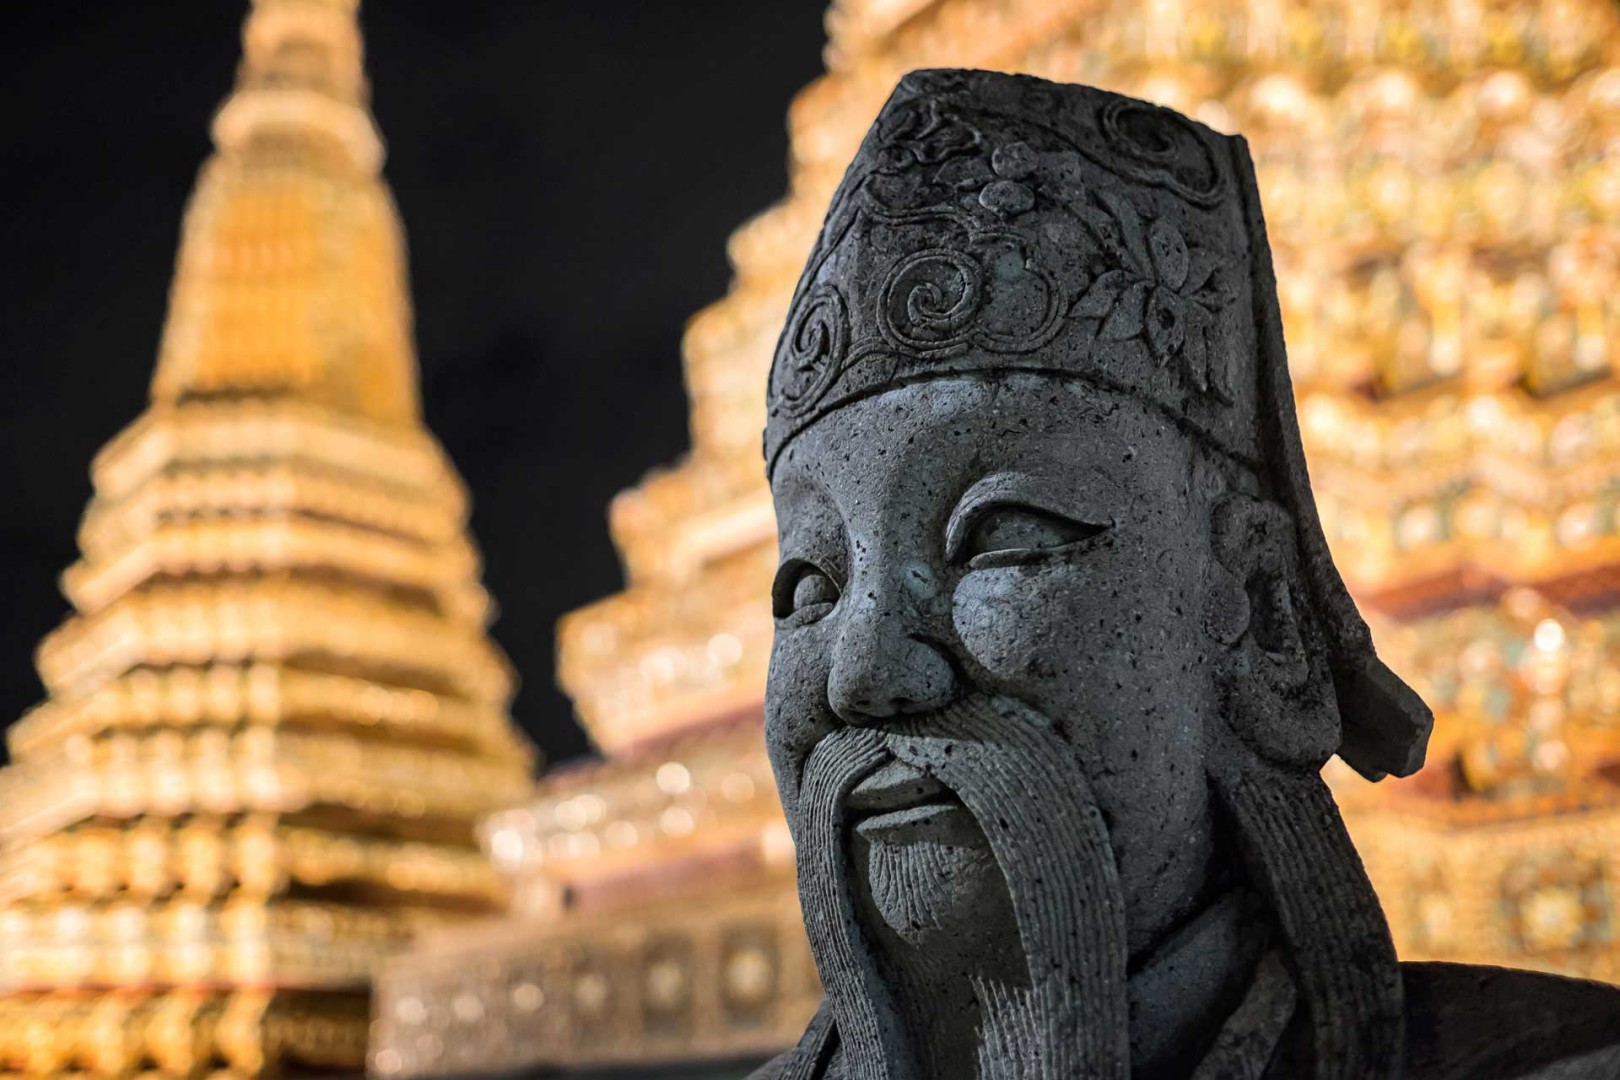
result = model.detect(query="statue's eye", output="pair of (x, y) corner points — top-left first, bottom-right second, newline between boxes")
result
(772, 559), (841, 622)
(962, 505), (1110, 569)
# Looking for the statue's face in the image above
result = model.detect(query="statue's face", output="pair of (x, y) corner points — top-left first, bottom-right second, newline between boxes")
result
(767, 373), (1225, 963)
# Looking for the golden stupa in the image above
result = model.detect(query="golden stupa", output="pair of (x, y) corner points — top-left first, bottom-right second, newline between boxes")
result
(0, 1), (535, 1075)
(373, 0), (1620, 1073)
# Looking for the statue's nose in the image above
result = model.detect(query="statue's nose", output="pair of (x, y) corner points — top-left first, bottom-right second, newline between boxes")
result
(826, 579), (957, 725)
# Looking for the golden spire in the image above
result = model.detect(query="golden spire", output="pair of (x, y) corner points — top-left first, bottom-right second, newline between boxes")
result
(153, 0), (416, 425)
(0, 2), (535, 1075)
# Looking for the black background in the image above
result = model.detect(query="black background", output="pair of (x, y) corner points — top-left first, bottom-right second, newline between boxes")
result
(0, 2), (828, 764)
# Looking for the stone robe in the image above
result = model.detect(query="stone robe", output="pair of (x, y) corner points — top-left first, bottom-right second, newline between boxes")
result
(754, 964), (1620, 1080)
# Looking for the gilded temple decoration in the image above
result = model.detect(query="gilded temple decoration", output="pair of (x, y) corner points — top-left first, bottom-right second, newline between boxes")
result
(374, 0), (1620, 1073)
(0, 2), (536, 1076)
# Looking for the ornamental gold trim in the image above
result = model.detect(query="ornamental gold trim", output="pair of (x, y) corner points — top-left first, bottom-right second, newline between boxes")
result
(371, 885), (820, 1076)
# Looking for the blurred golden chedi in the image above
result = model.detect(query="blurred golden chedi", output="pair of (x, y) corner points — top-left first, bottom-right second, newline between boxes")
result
(374, 0), (1620, 1075)
(0, 1), (536, 1076)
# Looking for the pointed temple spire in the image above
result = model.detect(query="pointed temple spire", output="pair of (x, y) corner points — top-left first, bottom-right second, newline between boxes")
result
(153, 0), (416, 425)
(214, 0), (377, 161)
(0, 3), (535, 1074)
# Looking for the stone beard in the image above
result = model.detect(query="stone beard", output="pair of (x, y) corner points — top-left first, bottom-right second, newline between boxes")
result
(752, 71), (1620, 1080)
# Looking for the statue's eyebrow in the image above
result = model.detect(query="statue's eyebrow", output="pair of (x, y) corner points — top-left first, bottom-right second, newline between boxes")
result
(943, 470), (1118, 561)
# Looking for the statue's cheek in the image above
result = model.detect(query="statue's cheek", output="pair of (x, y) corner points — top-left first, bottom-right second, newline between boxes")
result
(951, 565), (1090, 685)
(764, 629), (840, 800)
(949, 553), (1191, 721)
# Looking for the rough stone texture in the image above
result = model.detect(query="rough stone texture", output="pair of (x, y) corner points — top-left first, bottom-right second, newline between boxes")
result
(752, 70), (1620, 1080)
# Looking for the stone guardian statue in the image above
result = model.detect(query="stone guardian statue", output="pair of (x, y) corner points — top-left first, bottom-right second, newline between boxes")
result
(753, 70), (1620, 1080)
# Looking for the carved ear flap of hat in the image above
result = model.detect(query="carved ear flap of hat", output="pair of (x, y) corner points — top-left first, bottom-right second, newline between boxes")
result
(1206, 492), (1343, 766)
(1230, 136), (1433, 783)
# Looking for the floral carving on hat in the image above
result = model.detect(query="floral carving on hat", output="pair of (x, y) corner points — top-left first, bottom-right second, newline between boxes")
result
(873, 96), (982, 173)
(1070, 188), (1238, 401)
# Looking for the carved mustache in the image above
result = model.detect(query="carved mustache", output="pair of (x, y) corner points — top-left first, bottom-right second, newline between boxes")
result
(792, 695), (1131, 1080)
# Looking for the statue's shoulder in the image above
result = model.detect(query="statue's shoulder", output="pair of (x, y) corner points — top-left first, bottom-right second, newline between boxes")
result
(1401, 960), (1620, 1080)
(747, 1005), (840, 1080)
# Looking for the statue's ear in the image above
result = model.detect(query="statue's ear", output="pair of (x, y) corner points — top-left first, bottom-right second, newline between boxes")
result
(1204, 494), (1339, 766)
(1204, 495), (1307, 687)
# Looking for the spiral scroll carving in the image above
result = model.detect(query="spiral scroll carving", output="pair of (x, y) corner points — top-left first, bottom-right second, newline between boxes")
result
(878, 249), (985, 354)
(772, 284), (851, 417)
(1099, 98), (1228, 207)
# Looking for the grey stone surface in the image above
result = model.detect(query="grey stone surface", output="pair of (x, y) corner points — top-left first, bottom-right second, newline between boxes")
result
(751, 70), (1620, 1080)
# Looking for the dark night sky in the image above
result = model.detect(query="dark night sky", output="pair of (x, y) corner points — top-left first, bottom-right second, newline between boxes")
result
(0, 2), (829, 764)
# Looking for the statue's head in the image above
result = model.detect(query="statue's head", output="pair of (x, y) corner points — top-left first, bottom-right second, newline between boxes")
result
(763, 71), (1434, 1080)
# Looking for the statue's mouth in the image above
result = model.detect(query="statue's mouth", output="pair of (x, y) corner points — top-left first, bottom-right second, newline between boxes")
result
(846, 758), (972, 842)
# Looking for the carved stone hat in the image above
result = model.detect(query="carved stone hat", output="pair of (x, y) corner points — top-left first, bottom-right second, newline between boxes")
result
(764, 69), (1431, 781)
